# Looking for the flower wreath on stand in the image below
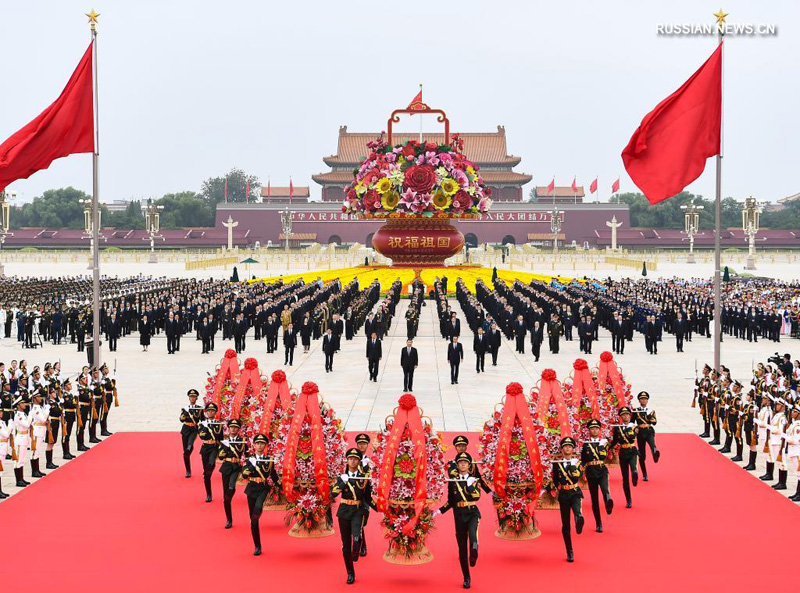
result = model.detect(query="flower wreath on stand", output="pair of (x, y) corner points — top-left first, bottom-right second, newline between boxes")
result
(229, 358), (267, 446)
(372, 394), (446, 565)
(203, 349), (240, 419)
(564, 359), (601, 443)
(594, 352), (632, 464)
(280, 381), (347, 538)
(531, 369), (580, 508)
(478, 382), (544, 540)
(260, 369), (294, 509)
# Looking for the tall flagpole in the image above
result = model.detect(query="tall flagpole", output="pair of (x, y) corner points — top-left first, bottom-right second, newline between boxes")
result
(88, 9), (101, 369)
(418, 83), (423, 142)
(713, 24), (725, 378)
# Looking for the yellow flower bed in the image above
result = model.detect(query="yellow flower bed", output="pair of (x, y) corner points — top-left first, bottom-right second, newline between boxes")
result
(249, 266), (573, 295)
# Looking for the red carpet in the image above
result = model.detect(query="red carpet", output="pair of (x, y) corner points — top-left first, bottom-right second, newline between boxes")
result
(2, 433), (798, 591)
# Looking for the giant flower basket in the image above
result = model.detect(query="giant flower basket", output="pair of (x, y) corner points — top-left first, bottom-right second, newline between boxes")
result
(478, 382), (544, 540)
(229, 357), (268, 446)
(593, 352), (633, 465)
(531, 369), (581, 510)
(563, 359), (602, 444)
(203, 349), (241, 419)
(342, 108), (492, 267)
(372, 394), (446, 564)
(260, 369), (294, 509)
(279, 381), (347, 538)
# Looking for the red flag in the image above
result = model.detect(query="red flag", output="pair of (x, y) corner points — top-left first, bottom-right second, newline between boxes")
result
(407, 88), (423, 109)
(571, 177), (578, 193)
(611, 178), (620, 193)
(289, 176), (293, 203)
(0, 42), (95, 192)
(622, 44), (722, 204)
(589, 177), (598, 194)
(245, 179), (250, 203)
(546, 178), (555, 194)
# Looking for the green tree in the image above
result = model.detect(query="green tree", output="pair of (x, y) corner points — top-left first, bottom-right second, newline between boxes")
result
(11, 187), (93, 229)
(200, 167), (260, 204)
(157, 191), (215, 228)
(107, 201), (144, 229)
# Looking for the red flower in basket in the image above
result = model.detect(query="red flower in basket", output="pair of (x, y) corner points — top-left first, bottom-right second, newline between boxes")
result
(302, 382), (319, 395)
(244, 358), (258, 371)
(541, 369), (557, 382)
(398, 458), (415, 474)
(600, 351), (613, 363)
(403, 165), (436, 193)
(271, 370), (286, 383)
(506, 382), (524, 397)
(573, 359), (589, 371)
(401, 144), (417, 158)
(298, 438), (312, 454)
(509, 440), (522, 456)
(225, 349), (237, 359)
(399, 393), (417, 410)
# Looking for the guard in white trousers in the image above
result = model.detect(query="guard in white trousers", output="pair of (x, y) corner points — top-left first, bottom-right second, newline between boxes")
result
(0, 416), (12, 498)
(785, 403), (800, 502)
(13, 394), (32, 487)
(29, 388), (50, 478)
(761, 397), (788, 488)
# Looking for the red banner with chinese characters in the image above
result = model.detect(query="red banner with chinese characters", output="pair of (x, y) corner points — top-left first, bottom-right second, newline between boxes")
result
(493, 383), (544, 504)
(259, 370), (290, 434)
(572, 359), (600, 418)
(282, 382), (330, 501)
(537, 369), (571, 436)
(376, 394), (427, 535)
(230, 358), (262, 418)
(213, 349), (240, 415)
(598, 352), (630, 408)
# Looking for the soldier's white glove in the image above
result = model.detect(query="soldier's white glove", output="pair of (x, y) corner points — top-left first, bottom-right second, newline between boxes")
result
(432, 510), (442, 518)
(340, 473), (349, 483)
(466, 477), (477, 487)
(361, 456), (371, 466)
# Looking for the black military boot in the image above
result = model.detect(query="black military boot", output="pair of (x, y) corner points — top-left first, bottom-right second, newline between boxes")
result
(731, 441), (743, 462)
(359, 535), (367, 557)
(772, 470), (788, 490)
(31, 459), (46, 478)
(63, 441), (75, 460)
(45, 450), (59, 469)
(0, 477), (8, 498)
(709, 426), (721, 446)
(251, 521), (262, 556)
(789, 482), (800, 502)
(183, 453), (192, 478)
(100, 417), (113, 437)
(89, 424), (101, 444)
(15, 468), (27, 487)
(743, 450), (757, 471)
(699, 421), (710, 438)
(759, 462), (774, 481)
(719, 435), (732, 454)
(77, 434), (89, 451)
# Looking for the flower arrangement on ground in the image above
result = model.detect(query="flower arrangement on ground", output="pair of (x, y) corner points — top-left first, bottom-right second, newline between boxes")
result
(563, 358), (601, 443)
(593, 352), (633, 463)
(372, 393), (446, 564)
(280, 381), (347, 537)
(258, 369), (294, 508)
(203, 348), (240, 419)
(342, 135), (492, 218)
(228, 357), (267, 445)
(478, 382), (544, 539)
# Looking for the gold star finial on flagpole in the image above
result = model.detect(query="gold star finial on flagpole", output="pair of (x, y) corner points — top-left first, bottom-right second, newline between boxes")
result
(713, 9), (728, 26)
(86, 8), (100, 30)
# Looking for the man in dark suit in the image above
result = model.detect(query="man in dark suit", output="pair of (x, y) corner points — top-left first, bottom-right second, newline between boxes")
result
(583, 315), (594, 355)
(488, 322), (502, 366)
(473, 327), (487, 373)
(514, 314), (526, 354)
(323, 328), (336, 372)
(283, 323), (297, 365)
(201, 318), (212, 354)
(165, 311), (177, 354)
(611, 312), (625, 354)
(531, 320), (543, 362)
(331, 313), (344, 351)
(400, 338), (418, 391)
(366, 332), (382, 382)
(674, 312), (687, 353)
(449, 313), (461, 341)
(448, 335), (464, 385)
(107, 313), (120, 352)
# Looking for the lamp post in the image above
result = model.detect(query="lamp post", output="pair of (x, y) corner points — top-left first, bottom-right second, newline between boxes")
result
(681, 198), (704, 264)
(79, 197), (104, 270)
(142, 198), (164, 263)
(0, 190), (14, 277)
(550, 206), (562, 255)
(742, 196), (764, 270)
(280, 207), (293, 271)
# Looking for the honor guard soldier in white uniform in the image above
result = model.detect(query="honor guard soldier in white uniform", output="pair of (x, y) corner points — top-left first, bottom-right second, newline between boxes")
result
(0, 409), (11, 498)
(761, 397), (788, 488)
(29, 387), (50, 478)
(785, 402), (800, 501)
(13, 393), (32, 487)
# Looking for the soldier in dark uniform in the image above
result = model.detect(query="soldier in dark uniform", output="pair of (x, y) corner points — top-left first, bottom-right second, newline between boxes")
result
(198, 402), (223, 502)
(61, 378), (77, 460)
(76, 376), (92, 451)
(610, 407), (639, 507)
(436, 451), (482, 588)
(708, 369), (722, 445)
(580, 419), (613, 532)
(552, 437), (585, 563)
(179, 389), (203, 478)
(447, 435), (492, 493)
(632, 391), (660, 481)
(727, 381), (745, 462)
(354, 433), (372, 557)
(742, 388), (759, 470)
(218, 418), (246, 528)
(89, 377), (104, 444)
(697, 364), (712, 438)
(242, 433), (279, 556)
(330, 448), (374, 585)
(45, 382), (62, 469)
(100, 363), (116, 437)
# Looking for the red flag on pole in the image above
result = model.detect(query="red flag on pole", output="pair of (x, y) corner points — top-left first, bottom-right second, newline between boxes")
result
(571, 177), (578, 193)
(267, 177), (271, 202)
(224, 178), (228, 203)
(245, 179), (250, 203)
(622, 43), (722, 205)
(589, 177), (598, 194)
(611, 178), (620, 194)
(289, 176), (294, 203)
(546, 178), (555, 194)
(0, 42), (95, 191)
(407, 87), (423, 110)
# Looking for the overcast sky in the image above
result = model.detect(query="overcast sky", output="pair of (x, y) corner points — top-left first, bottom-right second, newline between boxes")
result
(0, 1), (796, 205)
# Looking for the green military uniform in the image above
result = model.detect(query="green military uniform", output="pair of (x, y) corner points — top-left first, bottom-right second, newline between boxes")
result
(331, 448), (374, 584)
(242, 433), (279, 556)
(580, 419), (613, 532)
(217, 418), (246, 528)
(197, 402), (223, 502)
(60, 379), (77, 460)
(610, 407), (639, 507)
(439, 451), (482, 588)
(632, 391), (660, 480)
(552, 437), (584, 563)
(179, 389), (203, 477)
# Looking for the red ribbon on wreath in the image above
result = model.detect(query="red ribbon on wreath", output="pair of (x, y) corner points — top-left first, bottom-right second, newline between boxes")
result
(282, 382), (330, 501)
(230, 358), (263, 418)
(213, 349), (240, 415)
(259, 370), (290, 435)
(376, 394), (427, 535)
(572, 358), (600, 419)
(493, 383), (543, 506)
(597, 351), (630, 407)
(537, 369), (571, 436)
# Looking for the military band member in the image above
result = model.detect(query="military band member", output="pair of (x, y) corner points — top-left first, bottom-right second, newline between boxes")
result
(242, 433), (280, 555)
(551, 437), (585, 563)
(45, 383), (62, 470)
(61, 378), (77, 460)
(179, 389), (203, 478)
(448, 435), (492, 493)
(785, 403), (800, 502)
(632, 391), (660, 481)
(434, 451), (482, 588)
(13, 394), (32, 487)
(100, 363), (116, 437)
(0, 410), (11, 497)
(742, 389), (759, 470)
(580, 419), (613, 532)
(198, 402), (223, 502)
(218, 418), (246, 528)
(697, 364), (712, 438)
(354, 433), (372, 557)
(29, 388), (50, 478)
(763, 398), (788, 489)
(76, 376), (92, 451)
(610, 407), (639, 508)
(330, 448), (374, 585)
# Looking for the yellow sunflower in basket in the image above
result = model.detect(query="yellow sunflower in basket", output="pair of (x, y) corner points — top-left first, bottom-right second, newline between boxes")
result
(375, 177), (393, 195)
(381, 191), (400, 211)
(432, 190), (451, 211)
(440, 177), (459, 196)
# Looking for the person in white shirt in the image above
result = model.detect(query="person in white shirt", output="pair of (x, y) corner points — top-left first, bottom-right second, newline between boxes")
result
(12, 394), (32, 487)
(29, 388), (50, 478)
(784, 403), (800, 502)
(0, 413), (12, 498)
